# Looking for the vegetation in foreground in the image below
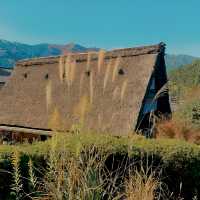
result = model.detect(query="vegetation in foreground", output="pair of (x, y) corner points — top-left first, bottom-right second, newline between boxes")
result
(0, 130), (199, 200)
(155, 59), (200, 143)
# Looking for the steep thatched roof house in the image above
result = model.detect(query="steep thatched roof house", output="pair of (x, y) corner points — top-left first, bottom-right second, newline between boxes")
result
(0, 43), (171, 141)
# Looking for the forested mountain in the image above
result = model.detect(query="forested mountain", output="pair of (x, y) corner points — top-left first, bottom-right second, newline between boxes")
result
(169, 60), (200, 121)
(169, 60), (200, 96)
(165, 54), (198, 70)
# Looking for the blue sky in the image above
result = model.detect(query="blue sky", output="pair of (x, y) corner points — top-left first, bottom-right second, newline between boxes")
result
(0, 0), (199, 56)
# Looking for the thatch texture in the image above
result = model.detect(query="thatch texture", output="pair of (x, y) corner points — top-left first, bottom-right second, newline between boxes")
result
(0, 43), (169, 135)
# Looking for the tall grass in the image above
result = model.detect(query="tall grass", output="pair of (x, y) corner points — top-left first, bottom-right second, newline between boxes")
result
(112, 86), (120, 100)
(59, 56), (64, 83)
(28, 158), (37, 193)
(103, 60), (112, 92)
(125, 167), (159, 200)
(121, 80), (128, 101)
(112, 57), (120, 82)
(48, 108), (63, 131)
(6, 131), (199, 199)
(9, 132), (177, 200)
(98, 49), (105, 74)
(156, 118), (200, 144)
(65, 55), (71, 86)
(79, 73), (85, 96)
(69, 60), (76, 85)
(87, 52), (92, 71)
(64, 55), (76, 87)
(46, 80), (52, 111)
(73, 95), (91, 126)
(44, 134), (163, 200)
(11, 151), (23, 200)
(90, 71), (94, 104)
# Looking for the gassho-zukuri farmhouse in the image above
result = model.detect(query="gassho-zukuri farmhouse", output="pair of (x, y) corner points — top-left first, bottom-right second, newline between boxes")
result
(0, 43), (171, 143)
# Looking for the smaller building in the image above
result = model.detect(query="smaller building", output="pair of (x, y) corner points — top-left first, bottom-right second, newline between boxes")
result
(0, 67), (12, 89)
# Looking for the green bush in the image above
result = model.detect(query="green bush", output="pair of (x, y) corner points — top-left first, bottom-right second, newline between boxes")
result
(0, 132), (199, 199)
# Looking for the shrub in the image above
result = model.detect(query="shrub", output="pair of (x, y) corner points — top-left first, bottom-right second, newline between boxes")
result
(0, 132), (199, 199)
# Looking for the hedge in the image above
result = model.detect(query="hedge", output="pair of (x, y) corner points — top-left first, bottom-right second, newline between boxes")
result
(0, 132), (199, 199)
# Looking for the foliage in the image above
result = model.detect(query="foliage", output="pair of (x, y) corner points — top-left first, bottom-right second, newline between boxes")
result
(0, 132), (199, 199)
(169, 60), (200, 130)
(169, 60), (200, 100)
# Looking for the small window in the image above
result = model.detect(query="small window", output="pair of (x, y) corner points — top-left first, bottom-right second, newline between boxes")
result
(23, 73), (27, 78)
(118, 69), (124, 75)
(45, 74), (49, 79)
(85, 70), (90, 77)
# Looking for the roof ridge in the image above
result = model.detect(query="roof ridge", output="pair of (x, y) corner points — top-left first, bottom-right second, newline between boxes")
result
(16, 43), (165, 66)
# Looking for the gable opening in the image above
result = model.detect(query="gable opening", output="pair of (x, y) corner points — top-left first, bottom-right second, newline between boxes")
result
(118, 68), (124, 75)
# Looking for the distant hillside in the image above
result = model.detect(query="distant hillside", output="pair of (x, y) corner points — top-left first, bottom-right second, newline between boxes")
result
(0, 39), (198, 69)
(0, 39), (98, 68)
(168, 59), (200, 126)
(169, 60), (200, 109)
(165, 54), (198, 71)
(169, 60), (200, 90)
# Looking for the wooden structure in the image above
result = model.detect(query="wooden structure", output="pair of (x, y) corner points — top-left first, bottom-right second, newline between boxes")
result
(0, 43), (171, 142)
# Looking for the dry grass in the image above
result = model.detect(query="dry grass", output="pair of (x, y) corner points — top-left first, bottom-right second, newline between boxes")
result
(64, 55), (76, 87)
(112, 57), (120, 82)
(87, 52), (92, 71)
(156, 119), (200, 144)
(181, 85), (200, 104)
(103, 60), (112, 92)
(73, 95), (91, 126)
(69, 60), (76, 85)
(48, 108), (63, 131)
(7, 131), (197, 199)
(46, 80), (52, 111)
(40, 134), (108, 200)
(98, 49), (105, 74)
(6, 131), (158, 199)
(112, 86), (120, 100)
(28, 158), (37, 192)
(65, 55), (71, 86)
(125, 168), (159, 200)
(89, 71), (94, 104)
(58, 56), (64, 83)
(38, 133), (166, 200)
(79, 73), (85, 96)
(120, 80), (128, 101)
(45, 134), (173, 200)
(11, 150), (23, 200)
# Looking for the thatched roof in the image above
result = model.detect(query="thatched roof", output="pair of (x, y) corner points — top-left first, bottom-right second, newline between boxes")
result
(0, 43), (166, 135)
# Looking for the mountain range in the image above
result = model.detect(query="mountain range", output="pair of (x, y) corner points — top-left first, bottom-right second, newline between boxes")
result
(0, 39), (198, 70)
(165, 54), (198, 71)
(0, 39), (98, 68)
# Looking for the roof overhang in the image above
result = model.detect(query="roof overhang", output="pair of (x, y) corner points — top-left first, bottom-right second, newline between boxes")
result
(0, 125), (52, 136)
